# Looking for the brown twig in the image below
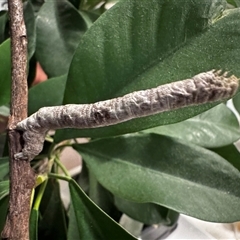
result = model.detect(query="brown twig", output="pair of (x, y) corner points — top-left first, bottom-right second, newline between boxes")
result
(1, 1), (36, 239)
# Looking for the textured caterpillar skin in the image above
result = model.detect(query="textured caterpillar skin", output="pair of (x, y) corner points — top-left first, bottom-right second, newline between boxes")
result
(15, 70), (239, 160)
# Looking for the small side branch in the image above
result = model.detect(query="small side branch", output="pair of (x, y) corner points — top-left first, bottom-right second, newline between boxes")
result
(15, 70), (239, 161)
(1, 1), (36, 240)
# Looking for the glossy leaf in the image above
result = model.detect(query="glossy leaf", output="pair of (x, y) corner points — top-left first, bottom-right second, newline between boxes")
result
(30, 209), (38, 240)
(143, 104), (240, 148)
(69, 179), (137, 240)
(56, 1), (240, 141)
(0, 157), (8, 180)
(114, 196), (179, 225)
(0, 180), (9, 200)
(0, 39), (11, 106)
(74, 134), (240, 222)
(209, 144), (240, 171)
(35, 0), (88, 77)
(64, 0), (227, 105)
(28, 75), (67, 115)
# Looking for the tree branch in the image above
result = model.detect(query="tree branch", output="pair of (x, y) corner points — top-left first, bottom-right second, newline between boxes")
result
(1, 1), (36, 239)
(15, 70), (239, 161)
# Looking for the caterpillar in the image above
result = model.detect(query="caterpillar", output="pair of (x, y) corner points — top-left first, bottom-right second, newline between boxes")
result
(15, 70), (239, 160)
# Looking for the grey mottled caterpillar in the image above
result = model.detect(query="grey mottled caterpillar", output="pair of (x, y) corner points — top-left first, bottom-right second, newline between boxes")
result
(15, 70), (239, 160)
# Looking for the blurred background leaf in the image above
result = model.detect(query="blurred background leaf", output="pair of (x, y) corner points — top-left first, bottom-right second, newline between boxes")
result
(209, 144), (240, 171)
(28, 74), (67, 115)
(0, 157), (8, 181)
(0, 39), (11, 106)
(35, 0), (89, 77)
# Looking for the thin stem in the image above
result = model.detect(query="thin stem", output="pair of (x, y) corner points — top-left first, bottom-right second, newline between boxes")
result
(45, 134), (54, 143)
(32, 156), (55, 211)
(54, 143), (73, 152)
(48, 173), (71, 182)
(33, 179), (48, 211)
(54, 156), (71, 177)
(48, 142), (57, 160)
(73, 138), (79, 144)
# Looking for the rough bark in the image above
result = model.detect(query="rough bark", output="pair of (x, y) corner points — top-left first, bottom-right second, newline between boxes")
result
(1, 1), (36, 239)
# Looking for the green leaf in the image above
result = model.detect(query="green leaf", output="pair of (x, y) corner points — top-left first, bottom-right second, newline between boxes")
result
(77, 160), (90, 193)
(78, 162), (122, 221)
(28, 75), (67, 115)
(209, 144), (240, 171)
(0, 157), (8, 181)
(143, 104), (240, 148)
(69, 179), (137, 240)
(29, 209), (38, 240)
(65, 0), (227, 104)
(0, 11), (8, 44)
(227, 0), (240, 7)
(0, 196), (9, 236)
(67, 203), (80, 240)
(38, 180), (67, 240)
(74, 134), (240, 222)
(35, 0), (88, 77)
(89, 172), (121, 221)
(24, 1), (36, 59)
(0, 181), (9, 200)
(0, 39), (11, 106)
(55, 0), (240, 141)
(114, 196), (179, 225)
(79, 10), (96, 28)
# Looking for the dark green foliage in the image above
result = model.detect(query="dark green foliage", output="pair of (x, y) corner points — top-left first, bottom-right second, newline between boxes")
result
(1, 0), (240, 239)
